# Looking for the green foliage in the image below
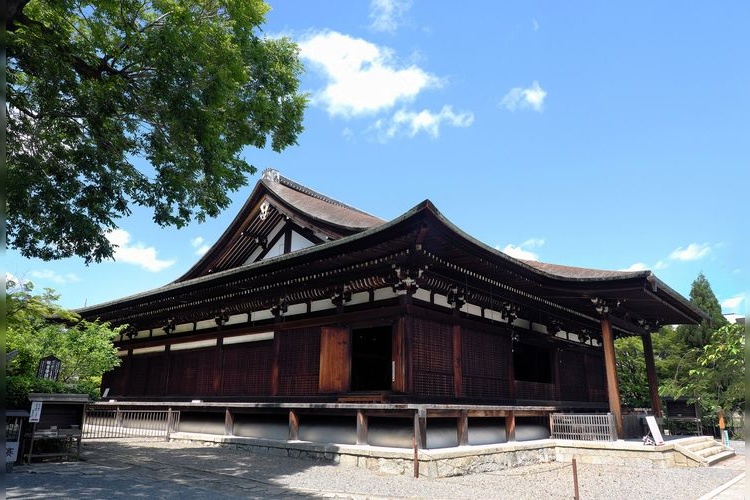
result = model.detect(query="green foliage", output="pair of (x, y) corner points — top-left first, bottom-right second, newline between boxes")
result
(685, 324), (745, 412)
(675, 272), (728, 348)
(5, 279), (123, 407)
(7, 0), (307, 263)
(614, 336), (650, 407)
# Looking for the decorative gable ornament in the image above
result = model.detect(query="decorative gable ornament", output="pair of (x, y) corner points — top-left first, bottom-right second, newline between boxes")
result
(259, 200), (270, 221)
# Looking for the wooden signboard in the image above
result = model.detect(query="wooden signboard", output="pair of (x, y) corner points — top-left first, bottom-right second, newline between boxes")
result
(645, 416), (665, 445)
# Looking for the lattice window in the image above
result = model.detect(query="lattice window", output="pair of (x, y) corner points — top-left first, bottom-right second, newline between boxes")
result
(559, 350), (587, 401)
(461, 328), (511, 400)
(221, 341), (273, 396)
(413, 318), (454, 397)
(167, 348), (216, 396)
(276, 327), (320, 396)
(585, 353), (607, 402)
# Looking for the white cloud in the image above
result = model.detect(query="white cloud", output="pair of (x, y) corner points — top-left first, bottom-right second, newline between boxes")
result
(106, 229), (175, 272)
(619, 262), (649, 272)
(500, 81), (547, 112)
(721, 293), (745, 312)
(28, 269), (81, 284)
(369, 0), (411, 33)
(376, 105), (474, 139)
(532, 18), (540, 31)
(653, 260), (668, 270)
(668, 243), (711, 261)
(498, 238), (545, 261)
(190, 236), (211, 256)
(299, 31), (440, 118)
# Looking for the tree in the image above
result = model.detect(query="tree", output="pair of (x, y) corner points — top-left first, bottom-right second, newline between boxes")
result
(614, 336), (650, 408)
(6, 279), (123, 407)
(676, 272), (727, 348)
(7, 0), (307, 263)
(685, 323), (745, 413)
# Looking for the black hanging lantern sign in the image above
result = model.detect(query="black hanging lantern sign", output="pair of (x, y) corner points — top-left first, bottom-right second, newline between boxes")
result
(37, 355), (62, 381)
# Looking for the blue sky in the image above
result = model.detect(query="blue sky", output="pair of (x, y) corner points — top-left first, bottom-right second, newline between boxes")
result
(6, 1), (748, 317)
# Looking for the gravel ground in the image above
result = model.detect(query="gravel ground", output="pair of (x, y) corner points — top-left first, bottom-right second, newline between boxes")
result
(6, 439), (745, 499)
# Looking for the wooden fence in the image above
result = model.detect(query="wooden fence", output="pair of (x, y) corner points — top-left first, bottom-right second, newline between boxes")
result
(550, 413), (617, 441)
(83, 409), (180, 440)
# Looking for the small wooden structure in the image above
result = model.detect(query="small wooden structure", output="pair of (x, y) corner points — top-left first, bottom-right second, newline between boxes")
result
(664, 398), (702, 436)
(24, 393), (88, 463)
(78, 170), (705, 445)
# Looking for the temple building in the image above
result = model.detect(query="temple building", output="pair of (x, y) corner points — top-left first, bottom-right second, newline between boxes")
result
(79, 169), (705, 448)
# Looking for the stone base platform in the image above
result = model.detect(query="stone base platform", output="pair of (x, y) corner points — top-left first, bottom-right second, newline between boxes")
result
(168, 432), (729, 478)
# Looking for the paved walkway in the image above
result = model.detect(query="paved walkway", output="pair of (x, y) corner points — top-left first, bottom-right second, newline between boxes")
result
(6, 438), (746, 499)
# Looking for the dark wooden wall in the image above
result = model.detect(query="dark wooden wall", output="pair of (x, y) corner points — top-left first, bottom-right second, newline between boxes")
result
(102, 308), (607, 405)
(461, 327), (512, 400)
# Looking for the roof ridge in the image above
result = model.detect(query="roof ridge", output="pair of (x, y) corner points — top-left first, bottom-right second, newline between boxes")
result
(261, 168), (383, 220)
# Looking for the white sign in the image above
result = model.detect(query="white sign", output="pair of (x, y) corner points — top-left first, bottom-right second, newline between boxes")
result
(645, 416), (665, 445)
(29, 401), (43, 423)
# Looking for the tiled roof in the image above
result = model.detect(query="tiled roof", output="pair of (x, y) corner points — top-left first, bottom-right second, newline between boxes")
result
(519, 260), (649, 280)
(263, 170), (384, 230)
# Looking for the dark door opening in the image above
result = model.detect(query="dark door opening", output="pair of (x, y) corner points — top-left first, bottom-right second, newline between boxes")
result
(351, 326), (392, 391)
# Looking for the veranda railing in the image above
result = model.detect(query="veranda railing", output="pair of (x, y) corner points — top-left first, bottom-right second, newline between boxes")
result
(83, 408), (179, 440)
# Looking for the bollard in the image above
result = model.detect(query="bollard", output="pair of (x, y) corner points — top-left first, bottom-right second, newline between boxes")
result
(572, 457), (580, 500)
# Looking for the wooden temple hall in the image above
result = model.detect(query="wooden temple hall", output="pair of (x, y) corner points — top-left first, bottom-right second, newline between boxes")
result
(79, 169), (705, 449)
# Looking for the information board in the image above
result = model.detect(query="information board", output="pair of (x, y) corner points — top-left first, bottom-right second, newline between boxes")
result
(29, 401), (43, 423)
(645, 416), (664, 445)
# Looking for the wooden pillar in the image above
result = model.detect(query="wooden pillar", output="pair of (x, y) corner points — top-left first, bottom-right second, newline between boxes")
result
(270, 331), (280, 396)
(600, 316), (623, 438)
(453, 325), (463, 398)
(506, 410), (516, 442)
(641, 333), (663, 418)
(224, 408), (234, 436)
(162, 345), (171, 396)
(213, 337), (224, 395)
(457, 410), (469, 446)
(508, 335), (517, 400)
(414, 407), (427, 449)
(356, 410), (368, 445)
(289, 410), (299, 441)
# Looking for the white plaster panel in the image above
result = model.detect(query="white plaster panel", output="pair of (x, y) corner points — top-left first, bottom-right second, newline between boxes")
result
(464, 303), (482, 317)
(285, 303), (306, 316)
(225, 314), (249, 326)
(116, 350), (128, 357)
(172, 322), (193, 334)
(132, 346), (166, 355)
(252, 310), (274, 321)
(348, 291), (370, 306)
(170, 339), (217, 351)
(433, 293), (450, 308)
(310, 299), (335, 312)
(374, 287), (398, 301)
(195, 319), (215, 331)
(412, 288), (431, 302)
(223, 332), (274, 345)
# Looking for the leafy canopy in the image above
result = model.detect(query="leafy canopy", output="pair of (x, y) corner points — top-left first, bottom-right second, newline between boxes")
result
(6, 279), (123, 406)
(7, 0), (307, 263)
(676, 272), (728, 348)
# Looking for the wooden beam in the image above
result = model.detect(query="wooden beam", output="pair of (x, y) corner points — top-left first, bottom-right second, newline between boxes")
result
(356, 410), (368, 445)
(641, 333), (662, 418)
(600, 316), (623, 438)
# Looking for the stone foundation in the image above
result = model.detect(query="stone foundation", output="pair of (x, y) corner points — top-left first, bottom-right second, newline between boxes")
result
(168, 432), (713, 478)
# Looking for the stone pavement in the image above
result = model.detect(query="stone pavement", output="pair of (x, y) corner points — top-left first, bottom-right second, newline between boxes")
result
(5, 438), (746, 499)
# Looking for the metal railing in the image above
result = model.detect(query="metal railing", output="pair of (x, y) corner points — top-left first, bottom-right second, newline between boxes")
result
(83, 409), (180, 440)
(550, 413), (617, 441)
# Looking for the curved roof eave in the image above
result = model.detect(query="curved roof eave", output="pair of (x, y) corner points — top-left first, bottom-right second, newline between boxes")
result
(77, 198), (704, 325)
